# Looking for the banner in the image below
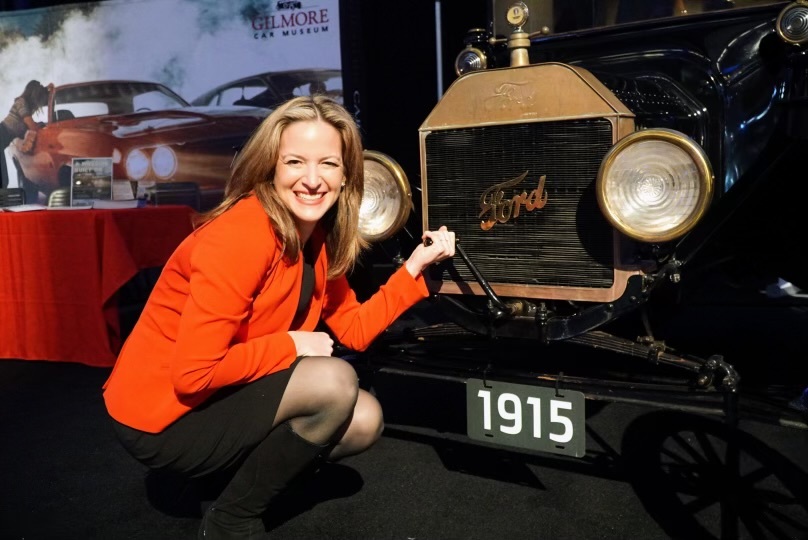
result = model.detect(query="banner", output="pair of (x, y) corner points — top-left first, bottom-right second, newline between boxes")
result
(0, 0), (342, 207)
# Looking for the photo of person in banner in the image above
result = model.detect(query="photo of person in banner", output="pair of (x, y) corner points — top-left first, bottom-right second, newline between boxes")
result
(1, 80), (53, 190)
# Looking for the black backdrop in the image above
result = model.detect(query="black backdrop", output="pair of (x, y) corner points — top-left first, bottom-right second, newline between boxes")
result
(340, 0), (486, 182)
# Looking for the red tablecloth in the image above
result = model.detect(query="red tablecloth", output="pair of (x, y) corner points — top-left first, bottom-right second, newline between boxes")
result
(0, 205), (194, 366)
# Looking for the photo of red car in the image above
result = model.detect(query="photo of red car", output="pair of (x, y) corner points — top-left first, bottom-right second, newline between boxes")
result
(9, 80), (268, 208)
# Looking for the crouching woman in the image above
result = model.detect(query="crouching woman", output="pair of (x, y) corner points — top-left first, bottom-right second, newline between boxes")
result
(102, 95), (455, 539)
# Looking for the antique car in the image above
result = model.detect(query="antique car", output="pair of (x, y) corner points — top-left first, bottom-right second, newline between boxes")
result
(351, 0), (808, 460)
(9, 80), (267, 207)
(191, 68), (343, 110)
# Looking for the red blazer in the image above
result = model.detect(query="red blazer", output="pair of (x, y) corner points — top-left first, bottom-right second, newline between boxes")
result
(103, 195), (428, 433)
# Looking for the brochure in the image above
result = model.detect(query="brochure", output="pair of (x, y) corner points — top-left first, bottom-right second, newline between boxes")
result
(70, 157), (114, 207)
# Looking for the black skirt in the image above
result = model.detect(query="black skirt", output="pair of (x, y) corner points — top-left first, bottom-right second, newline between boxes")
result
(111, 357), (302, 478)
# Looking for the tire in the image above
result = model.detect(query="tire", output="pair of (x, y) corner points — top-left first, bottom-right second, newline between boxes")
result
(622, 410), (808, 539)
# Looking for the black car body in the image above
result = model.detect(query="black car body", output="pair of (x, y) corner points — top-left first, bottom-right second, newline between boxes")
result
(350, 0), (808, 466)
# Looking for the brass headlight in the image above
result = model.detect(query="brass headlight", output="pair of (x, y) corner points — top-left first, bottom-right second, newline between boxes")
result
(359, 151), (412, 242)
(596, 129), (713, 243)
(777, 1), (808, 45)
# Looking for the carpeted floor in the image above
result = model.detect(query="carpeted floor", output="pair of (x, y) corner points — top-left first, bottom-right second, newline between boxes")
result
(1, 353), (806, 540)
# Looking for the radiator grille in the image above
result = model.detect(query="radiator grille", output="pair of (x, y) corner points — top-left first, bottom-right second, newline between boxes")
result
(424, 118), (615, 288)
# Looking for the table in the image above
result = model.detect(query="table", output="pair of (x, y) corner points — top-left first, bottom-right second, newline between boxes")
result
(0, 205), (195, 367)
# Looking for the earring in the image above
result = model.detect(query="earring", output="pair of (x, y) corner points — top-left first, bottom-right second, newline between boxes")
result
(341, 181), (346, 187)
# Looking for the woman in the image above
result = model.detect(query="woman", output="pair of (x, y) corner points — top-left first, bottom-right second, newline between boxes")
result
(103, 95), (455, 539)
(0, 80), (52, 189)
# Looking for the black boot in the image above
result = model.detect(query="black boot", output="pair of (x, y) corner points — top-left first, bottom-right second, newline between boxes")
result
(198, 422), (331, 540)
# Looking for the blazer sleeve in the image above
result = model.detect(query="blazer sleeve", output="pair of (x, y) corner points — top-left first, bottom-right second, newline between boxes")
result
(322, 265), (430, 351)
(170, 206), (297, 396)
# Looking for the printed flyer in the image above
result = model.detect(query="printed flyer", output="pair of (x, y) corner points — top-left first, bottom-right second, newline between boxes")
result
(70, 157), (113, 206)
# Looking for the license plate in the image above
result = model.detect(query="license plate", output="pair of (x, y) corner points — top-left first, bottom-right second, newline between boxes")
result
(466, 378), (586, 457)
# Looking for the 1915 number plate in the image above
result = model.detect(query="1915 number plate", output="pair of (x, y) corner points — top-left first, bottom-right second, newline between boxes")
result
(466, 378), (586, 457)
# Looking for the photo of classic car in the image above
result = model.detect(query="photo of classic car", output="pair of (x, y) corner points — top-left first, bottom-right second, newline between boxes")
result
(191, 68), (343, 110)
(8, 80), (267, 207)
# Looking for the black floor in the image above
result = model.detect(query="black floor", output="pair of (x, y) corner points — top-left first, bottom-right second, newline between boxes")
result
(1, 349), (806, 540)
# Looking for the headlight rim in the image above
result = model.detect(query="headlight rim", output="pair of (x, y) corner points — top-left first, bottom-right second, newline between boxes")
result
(454, 46), (488, 77)
(777, 1), (808, 45)
(360, 149), (413, 243)
(596, 128), (714, 243)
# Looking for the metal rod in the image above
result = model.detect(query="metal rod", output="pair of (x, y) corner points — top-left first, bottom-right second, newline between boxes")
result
(455, 242), (509, 313)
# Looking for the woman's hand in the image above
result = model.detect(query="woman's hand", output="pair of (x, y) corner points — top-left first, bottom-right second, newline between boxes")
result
(288, 331), (334, 357)
(404, 225), (456, 277)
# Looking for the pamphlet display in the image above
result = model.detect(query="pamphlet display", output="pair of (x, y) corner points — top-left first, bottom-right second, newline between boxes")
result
(70, 157), (114, 207)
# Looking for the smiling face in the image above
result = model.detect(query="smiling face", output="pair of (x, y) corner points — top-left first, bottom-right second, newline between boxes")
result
(274, 119), (345, 240)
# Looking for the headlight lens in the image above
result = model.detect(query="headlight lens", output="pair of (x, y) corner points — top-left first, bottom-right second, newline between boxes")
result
(152, 146), (177, 179)
(125, 149), (150, 181)
(777, 1), (808, 45)
(455, 47), (487, 77)
(597, 128), (713, 243)
(359, 150), (412, 242)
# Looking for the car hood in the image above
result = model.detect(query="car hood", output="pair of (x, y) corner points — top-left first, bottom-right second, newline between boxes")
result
(67, 106), (267, 138)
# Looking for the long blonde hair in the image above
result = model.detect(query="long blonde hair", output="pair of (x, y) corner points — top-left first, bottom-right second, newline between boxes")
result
(196, 95), (367, 278)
